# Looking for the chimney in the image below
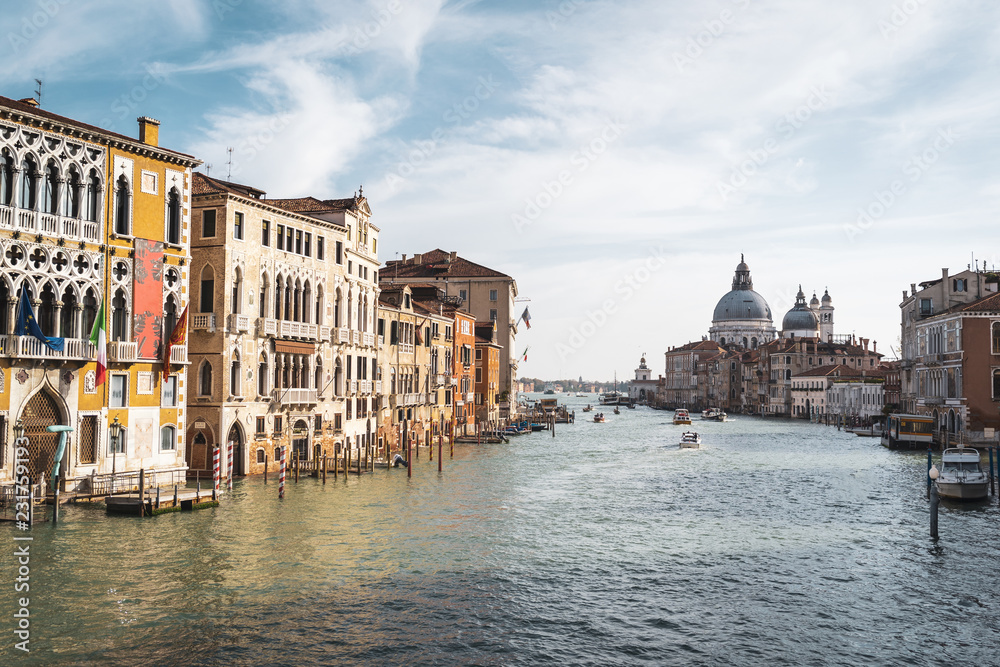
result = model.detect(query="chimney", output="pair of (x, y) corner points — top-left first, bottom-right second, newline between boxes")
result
(942, 268), (949, 297)
(138, 116), (160, 146)
(872, 341), (877, 356)
(401, 254), (407, 262)
(414, 253), (423, 265)
(19, 97), (38, 108)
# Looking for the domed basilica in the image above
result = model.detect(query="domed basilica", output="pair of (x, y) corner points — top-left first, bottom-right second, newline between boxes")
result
(709, 256), (835, 349)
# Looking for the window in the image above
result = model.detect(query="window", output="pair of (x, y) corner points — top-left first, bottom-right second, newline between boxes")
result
(162, 375), (178, 406)
(114, 175), (129, 235)
(459, 289), (467, 301)
(317, 236), (324, 260)
(304, 232), (311, 257)
(476, 348), (482, 360)
(44, 162), (58, 214)
(160, 425), (176, 451)
(200, 266), (215, 313)
(274, 416), (283, 435)
(314, 415), (323, 433)
(262, 220), (270, 246)
(85, 170), (100, 222)
(276, 223), (285, 250)
(20, 157), (37, 210)
(110, 374), (127, 407)
(234, 211), (244, 240)
(111, 288), (129, 342)
(489, 289), (498, 301)
(77, 415), (97, 465)
(286, 226), (293, 251)
(257, 448), (266, 462)
(0, 152), (13, 206)
(920, 298), (933, 317)
(490, 309), (497, 321)
(200, 362), (213, 396)
(202, 209), (217, 238)
(166, 188), (181, 245)
(994, 370), (1000, 400)
(336, 240), (343, 264)
(476, 367), (483, 383)
(108, 426), (127, 454)
(230, 357), (241, 397)
(954, 278), (967, 292)
(993, 323), (1000, 355)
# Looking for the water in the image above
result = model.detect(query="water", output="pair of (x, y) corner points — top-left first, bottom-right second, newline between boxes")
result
(4, 398), (1000, 666)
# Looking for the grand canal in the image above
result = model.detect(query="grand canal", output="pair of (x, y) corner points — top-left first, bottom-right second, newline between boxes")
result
(5, 397), (1000, 666)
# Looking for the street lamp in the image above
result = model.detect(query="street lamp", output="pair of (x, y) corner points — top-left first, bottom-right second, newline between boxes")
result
(109, 416), (122, 495)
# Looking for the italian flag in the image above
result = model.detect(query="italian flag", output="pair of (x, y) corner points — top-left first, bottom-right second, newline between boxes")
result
(89, 301), (107, 386)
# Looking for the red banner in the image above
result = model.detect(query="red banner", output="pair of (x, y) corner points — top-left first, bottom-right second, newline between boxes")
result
(133, 239), (164, 360)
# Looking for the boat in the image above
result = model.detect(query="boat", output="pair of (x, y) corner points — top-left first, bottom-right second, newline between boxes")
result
(673, 409), (692, 425)
(679, 431), (701, 449)
(582, 404), (593, 413)
(936, 448), (989, 500)
(576, 392), (587, 397)
(530, 423), (546, 432)
(881, 414), (934, 450)
(701, 408), (722, 420)
(593, 413), (606, 423)
(613, 407), (620, 415)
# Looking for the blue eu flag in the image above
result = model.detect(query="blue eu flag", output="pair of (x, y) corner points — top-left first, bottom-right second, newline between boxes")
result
(15, 285), (64, 352)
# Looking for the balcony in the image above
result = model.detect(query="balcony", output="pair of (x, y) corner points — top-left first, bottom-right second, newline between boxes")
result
(378, 334), (385, 347)
(192, 313), (216, 331)
(279, 320), (318, 340)
(350, 379), (358, 394)
(229, 313), (251, 333)
(169, 344), (188, 365)
(258, 317), (278, 336)
(465, 392), (475, 402)
(1, 335), (95, 361)
(271, 388), (318, 405)
(107, 341), (138, 363)
(363, 332), (375, 348)
(376, 380), (382, 393)
(352, 330), (361, 345)
(435, 374), (445, 386)
(0, 205), (101, 243)
(401, 343), (414, 355)
(320, 326), (331, 342)
(336, 328), (349, 344)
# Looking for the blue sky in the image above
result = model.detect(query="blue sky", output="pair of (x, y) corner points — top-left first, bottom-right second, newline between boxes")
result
(5, 0), (1000, 381)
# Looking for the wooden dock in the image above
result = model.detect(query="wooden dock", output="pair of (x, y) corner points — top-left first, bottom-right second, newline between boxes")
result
(105, 489), (220, 517)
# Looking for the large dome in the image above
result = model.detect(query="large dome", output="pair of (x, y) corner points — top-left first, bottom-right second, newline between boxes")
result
(713, 290), (772, 321)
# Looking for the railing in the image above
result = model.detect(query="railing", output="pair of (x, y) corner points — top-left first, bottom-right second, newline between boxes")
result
(2, 335), (94, 360)
(375, 380), (382, 393)
(62, 217), (80, 238)
(363, 332), (375, 347)
(337, 328), (349, 343)
(352, 330), (361, 345)
(107, 340), (138, 363)
(192, 313), (216, 331)
(435, 374), (445, 386)
(378, 334), (385, 346)
(82, 221), (99, 242)
(169, 344), (188, 364)
(401, 343), (414, 354)
(40, 213), (58, 234)
(0, 207), (11, 228)
(0, 205), (100, 243)
(320, 326), (331, 341)
(271, 388), (318, 405)
(18, 209), (35, 230)
(350, 380), (358, 394)
(229, 313), (251, 333)
(466, 392), (475, 402)
(258, 317), (278, 336)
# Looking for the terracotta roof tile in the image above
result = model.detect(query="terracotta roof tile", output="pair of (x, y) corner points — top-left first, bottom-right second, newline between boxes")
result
(383, 249), (511, 279)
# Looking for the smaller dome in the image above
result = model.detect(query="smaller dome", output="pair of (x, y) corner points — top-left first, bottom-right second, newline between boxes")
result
(809, 292), (820, 307)
(782, 308), (818, 332)
(821, 288), (832, 304)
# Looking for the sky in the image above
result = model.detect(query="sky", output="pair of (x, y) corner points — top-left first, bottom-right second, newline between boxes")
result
(4, 0), (999, 382)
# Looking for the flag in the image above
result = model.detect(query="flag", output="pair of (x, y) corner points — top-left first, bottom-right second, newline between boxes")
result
(520, 306), (531, 329)
(163, 306), (188, 379)
(521, 346), (530, 362)
(16, 285), (64, 351)
(88, 300), (107, 386)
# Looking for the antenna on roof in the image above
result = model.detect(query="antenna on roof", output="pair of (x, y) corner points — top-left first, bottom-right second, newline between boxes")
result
(226, 147), (233, 181)
(205, 163), (212, 176)
(33, 79), (42, 106)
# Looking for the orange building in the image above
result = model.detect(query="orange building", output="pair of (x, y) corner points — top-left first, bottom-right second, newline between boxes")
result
(474, 321), (501, 427)
(452, 309), (476, 436)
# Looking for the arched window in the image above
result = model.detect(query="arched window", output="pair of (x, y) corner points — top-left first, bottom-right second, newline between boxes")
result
(64, 168), (81, 218)
(230, 353), (241, 397)
(274, 277), (282, 319)
(315, 285), (323, 326)
(259, 278), (268, 318)
(114, 174), (130, 235)
(232, 267), (242, 314)
(315, 355), (323, 390)
(82, 288), (98, 337)
(258, 354), (267, 396)
(993, 370), (1000, 400)
(38, 283), (56, 336)
(85, 170), (100, 222)
(284, 281), (292, 322)
(43, 162), (59, 214)
(720, 337), (726, 345)
(751, 337), (757, 349)
(993, 322), (1000, 355)
(334, 289), (342, 327)
(164, 295), (178, 342)
(302, 281), (311, 324)
(742, 337), (748, 348)
(111, 288), (128, 341)
(334, 359), (343, 396)
(293, 280), (301, 322)
(0, 151), (12, 206)
(199, 265), (215, 313)
(200, 361), (213, 396)
(0, 280), (8, 333)
(60, 286), (78, 338)
(784, 369), (791, 381)
(166, 187), (181, 245)
(19, 157), (37, 210)
(160, 425), (176, 451)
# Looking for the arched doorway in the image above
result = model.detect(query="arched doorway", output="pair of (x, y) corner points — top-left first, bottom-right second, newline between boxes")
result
(19, 389), (65, 482)
(292, 419), (309, 460)
(226, 422), (245, 476)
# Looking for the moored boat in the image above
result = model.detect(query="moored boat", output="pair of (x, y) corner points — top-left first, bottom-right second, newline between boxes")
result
(679, 431), (701, 448)
(582, 404), (593, 412)
(673, 409), (692, 425)
(936, 448), (989, 500)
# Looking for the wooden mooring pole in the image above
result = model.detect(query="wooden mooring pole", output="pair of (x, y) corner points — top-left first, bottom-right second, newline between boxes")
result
(990, 447), (996, 496)
(438, 435), (442, 472)
(322, 452), (327, 484)
(139, 469), (146, 517)
(264, 454), (268, 484)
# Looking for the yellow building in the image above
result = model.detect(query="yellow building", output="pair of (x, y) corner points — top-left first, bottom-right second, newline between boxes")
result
(0, 96), (200, 495)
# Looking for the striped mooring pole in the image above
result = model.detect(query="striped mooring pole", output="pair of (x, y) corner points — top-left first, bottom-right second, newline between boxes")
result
(213, 447), (220, 496)
(279, 446), (287, 500)
(227, 441), (234, 491)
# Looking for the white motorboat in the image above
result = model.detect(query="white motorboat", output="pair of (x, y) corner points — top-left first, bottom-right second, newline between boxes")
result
(936, 448), (989, 500)
(679, 431), (701, 448)
(701, 407), (728, 422)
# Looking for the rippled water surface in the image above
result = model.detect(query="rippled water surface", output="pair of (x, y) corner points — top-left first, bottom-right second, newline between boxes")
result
(5, 398), (1000, 666)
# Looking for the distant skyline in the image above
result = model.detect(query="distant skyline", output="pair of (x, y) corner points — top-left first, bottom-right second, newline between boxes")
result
(4, 0), (999, 380)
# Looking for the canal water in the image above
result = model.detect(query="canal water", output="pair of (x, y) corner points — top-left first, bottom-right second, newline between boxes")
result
(4, 397), (1000, 666)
